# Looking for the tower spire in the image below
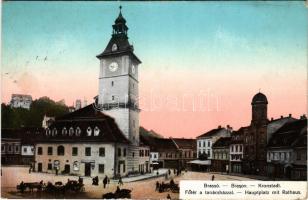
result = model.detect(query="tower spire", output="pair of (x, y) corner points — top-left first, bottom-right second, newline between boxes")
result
(112, 5), (128, 37)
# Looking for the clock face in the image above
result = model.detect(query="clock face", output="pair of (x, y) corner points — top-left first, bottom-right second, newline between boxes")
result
(132, 65), (136, 74)
(109, 62), (118, 72)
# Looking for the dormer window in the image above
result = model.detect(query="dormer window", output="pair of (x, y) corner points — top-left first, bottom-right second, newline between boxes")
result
(112, 43), (118, 51)
(52, 128), (57, 136)
(94, 126), (100, 136)
(69, 127), (74, 136)
(62, 127), (68, 136)
(87, 127), (92, 136)
(46, 128), (51, 136)
(76, 127), (81, 136)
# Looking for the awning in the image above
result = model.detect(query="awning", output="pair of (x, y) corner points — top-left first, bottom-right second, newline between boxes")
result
(188, 160), (211, 165)
(152, 162), (159, 165)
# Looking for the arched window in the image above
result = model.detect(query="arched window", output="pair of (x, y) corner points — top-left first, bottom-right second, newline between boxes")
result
(69, 127), (74, 136)
(87, 127), (92, 136)
(94, 126), (100, 136)
(62, 127), (67, 136)
(57, 145), (65, 156)
(52, 128), (57, 136)
(76, 127), (81, 136)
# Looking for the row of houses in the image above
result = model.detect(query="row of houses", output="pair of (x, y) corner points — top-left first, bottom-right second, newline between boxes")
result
(1, 127), (42, 165)
(194, 92), (307, 180)
(141, 136), (196, 169)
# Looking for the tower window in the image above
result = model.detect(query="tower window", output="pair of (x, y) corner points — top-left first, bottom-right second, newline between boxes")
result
(111, 81), (114, 86)
(112, 96), (115, 101)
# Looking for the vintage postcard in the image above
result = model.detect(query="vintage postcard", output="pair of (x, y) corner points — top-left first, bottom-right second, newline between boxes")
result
(1, 1), (307, 199)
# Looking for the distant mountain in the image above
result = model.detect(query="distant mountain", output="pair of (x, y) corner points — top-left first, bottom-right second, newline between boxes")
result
(140, 126), (163, 138)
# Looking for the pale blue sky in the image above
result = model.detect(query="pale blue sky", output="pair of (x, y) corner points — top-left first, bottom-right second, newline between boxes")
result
(2, 1), (307, 136)
(2, 1), (307, 74)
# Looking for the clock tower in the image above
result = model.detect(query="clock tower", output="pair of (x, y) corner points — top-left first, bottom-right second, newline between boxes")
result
(97, 7), (141, 145)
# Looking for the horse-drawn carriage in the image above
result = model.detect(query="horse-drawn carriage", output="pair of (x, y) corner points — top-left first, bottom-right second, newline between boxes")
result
(17, 180), (85, 194)
(102, 187), (132, 199)
(157, 179), (180, 193)
(16, 181), (43, 193)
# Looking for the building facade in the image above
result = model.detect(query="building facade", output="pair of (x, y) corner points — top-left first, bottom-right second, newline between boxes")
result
(212, 137), (231, 172)
(10, 94), (32, 109)
(267, 118), (307, 180)
(196, 126), (231, 159)
(1, 129), (22, 165)
(35, 105), (131, 178)
(229, 127), (245, 173)
(141, 135), (196, 170)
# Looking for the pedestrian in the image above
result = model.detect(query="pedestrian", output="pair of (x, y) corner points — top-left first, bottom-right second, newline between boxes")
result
(55, 168), (58, 176)
(78, 176), (83, 184)
(155, 181), (160, 191)
(173, 168), (176, 175)
(103, 176), (108, 188)
(156, 171), (159, 176)
(116, 186), (121, 193)
(168, 169), (171, 176)
(167, 193), (171, 199)
(212, 175), (215, 181)
(118, 176), (123, 186)
(170, 178), (174, 186)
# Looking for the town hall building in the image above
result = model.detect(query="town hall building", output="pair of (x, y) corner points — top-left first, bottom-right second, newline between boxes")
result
(35, 7), (150, 178)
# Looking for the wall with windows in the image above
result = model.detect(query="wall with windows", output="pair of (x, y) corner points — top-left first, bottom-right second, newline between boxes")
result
(197, 138), (212, 159)
(213, 148), (229, 161)
(35, 143), (128, 178)
(230, 144), (243, 162)
(150, 152), (159, 164)
(21, 145), (34, 156)
(138, 146), (150, 173)
(266, 149), (293, 164)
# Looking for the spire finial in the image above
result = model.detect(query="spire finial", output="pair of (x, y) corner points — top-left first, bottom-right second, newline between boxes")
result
(119, 5), (122, 12)
(259, 88), (261, 93)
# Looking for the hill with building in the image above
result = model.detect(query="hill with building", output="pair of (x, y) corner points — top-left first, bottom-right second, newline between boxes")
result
(1, 96), (69, 128)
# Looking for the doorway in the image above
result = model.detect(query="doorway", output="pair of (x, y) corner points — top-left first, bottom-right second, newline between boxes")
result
(85, 163), (91, 176)
(38, 163), (42, 172)
(64, 164), (70, 174)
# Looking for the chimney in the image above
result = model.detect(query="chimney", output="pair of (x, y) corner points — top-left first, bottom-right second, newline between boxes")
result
(271, 117), (274, 121)
(218, 125), (222, 129)
(302, 114), (307, 119)
(289, 114), (292, 118)
(280, 115), (283, 119)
